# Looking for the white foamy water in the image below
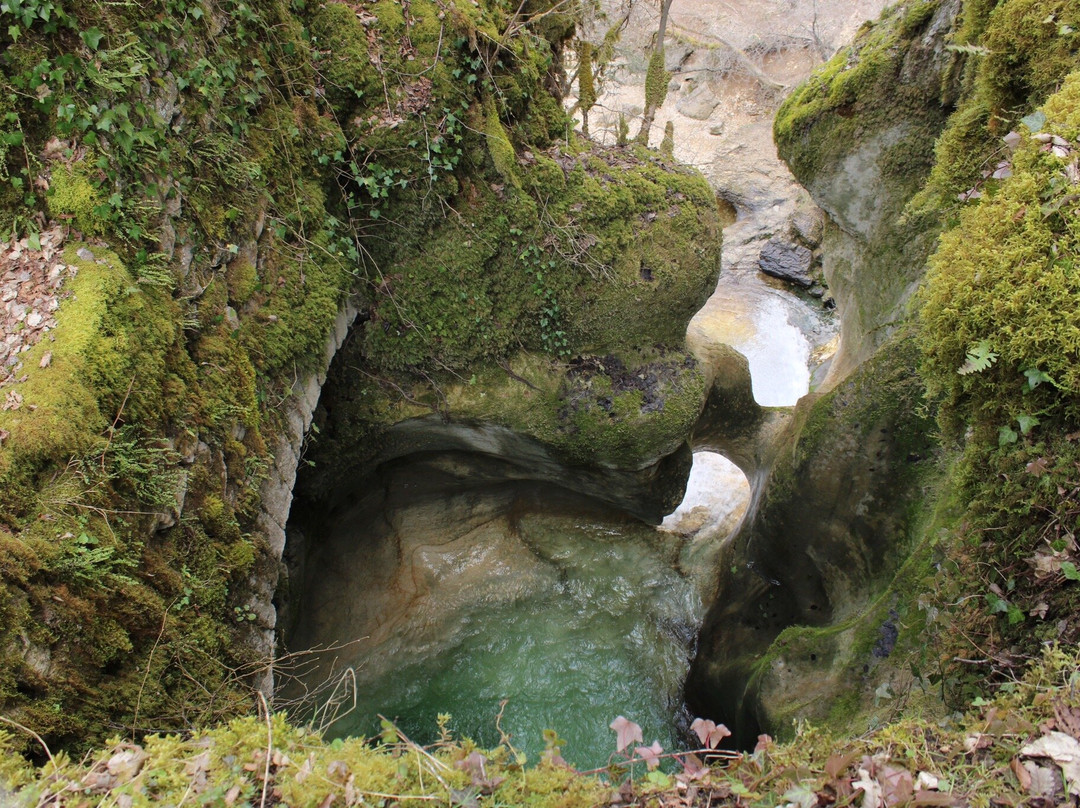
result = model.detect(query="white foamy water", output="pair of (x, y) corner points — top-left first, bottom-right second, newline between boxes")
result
(738, 296), (812, 406)
(688, 273), (831, 407)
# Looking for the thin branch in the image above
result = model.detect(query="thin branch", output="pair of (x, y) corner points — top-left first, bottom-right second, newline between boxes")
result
(0, 715), (55, 766)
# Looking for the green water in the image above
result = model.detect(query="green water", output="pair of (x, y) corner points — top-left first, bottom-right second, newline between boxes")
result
(290, 481), (707, 770)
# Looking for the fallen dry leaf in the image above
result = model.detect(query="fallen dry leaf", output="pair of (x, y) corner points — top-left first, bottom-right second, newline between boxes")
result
(184, 751), (211, 792)
(610, 716), (643, 753)
(880, 765), (913, 806)
(964, 732), (993, 753)
(852, 767), (882, 808)
(106, 746), (147, 782)
(327, 759), (350, 783)
(915, 771), (939, 791)
(1054, 700), (1080, 741)
(1022, 760), (1062, 800)
(1021, 731), (1080, 790)
(1011, 757), (1032, 790)
(1026, 456), (1050, 476)
(294, 754), (314, 784)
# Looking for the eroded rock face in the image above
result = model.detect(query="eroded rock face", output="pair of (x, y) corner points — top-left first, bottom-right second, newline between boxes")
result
(279, 443), (712, 769)
(775, 0), (963, 379)
(687, 0), (961, 742)
(687, 339), (935, 741)
(582, 0), (888, 283)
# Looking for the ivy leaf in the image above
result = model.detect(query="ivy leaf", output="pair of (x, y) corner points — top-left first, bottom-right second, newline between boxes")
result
(609, 716), (643, 753)
(81, 27), (105, 50)
(781, 784), (819, 808)
(633, 741), (663, 770)
(1061, 561), (1080, 582)
(690, 717), (732, 749)
(1017, 413), (1040, 435)
(986, 591), (1009, 614)
(1021, 110), (1047, 133)
(645, 770), (671, 787)
(1023, 367), (1054, 390)
(957, 340), (998, 375)
(27, 231), (41, 251)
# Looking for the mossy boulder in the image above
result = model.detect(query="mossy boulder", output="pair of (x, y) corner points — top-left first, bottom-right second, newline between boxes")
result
(914, 71), (1080, 670)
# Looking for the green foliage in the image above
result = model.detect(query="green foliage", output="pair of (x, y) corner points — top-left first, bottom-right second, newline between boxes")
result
(917, 71), (1080, 675)
(50, 531), (138, 590)
(911, 0), (1080, 212)
(956, 339), (997, 375)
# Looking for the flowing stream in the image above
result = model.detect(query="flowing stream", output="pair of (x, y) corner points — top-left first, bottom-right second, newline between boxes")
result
(287, 464), (727, 769)
(287, 285), (823, 768)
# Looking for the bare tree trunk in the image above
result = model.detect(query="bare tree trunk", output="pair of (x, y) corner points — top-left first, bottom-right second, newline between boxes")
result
(634, 0), (675, 145)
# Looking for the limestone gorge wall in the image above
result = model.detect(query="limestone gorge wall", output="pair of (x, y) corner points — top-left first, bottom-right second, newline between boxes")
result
(686, 0), (963, 739)
(689, 0), (1080, 742)
(2, 0), (1079, 760)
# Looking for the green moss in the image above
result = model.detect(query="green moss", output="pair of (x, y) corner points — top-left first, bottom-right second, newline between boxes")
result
(915, 73), (1080, 668)
(912, 0), (1080, 212)
(918, 72), (1080, 431)
(0, 246), (170, 467)
(225, 258), (258, 306)
(577, 40), (595, 114)
(45, 162), (105, 236)
(660, 121), (674, 157)
(306, 2), (381, 110)
(484, 96), (523, 190)
(643, 50), (669, 115)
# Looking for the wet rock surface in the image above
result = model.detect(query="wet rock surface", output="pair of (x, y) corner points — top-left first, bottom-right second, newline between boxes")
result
(757, 237), (814, 287)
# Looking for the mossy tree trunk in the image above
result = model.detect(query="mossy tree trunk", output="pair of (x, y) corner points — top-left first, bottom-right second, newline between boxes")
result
(635, 0), (675, 145)
(578, 40), (596, 139)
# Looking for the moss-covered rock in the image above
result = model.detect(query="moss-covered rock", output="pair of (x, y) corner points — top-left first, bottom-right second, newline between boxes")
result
(687, 336), (937, 744)
(911, 0), (1080, 213)
(694, 0), (1080, 745)
(774, 0), (959, 374)
(915, 71), (1080, 672)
